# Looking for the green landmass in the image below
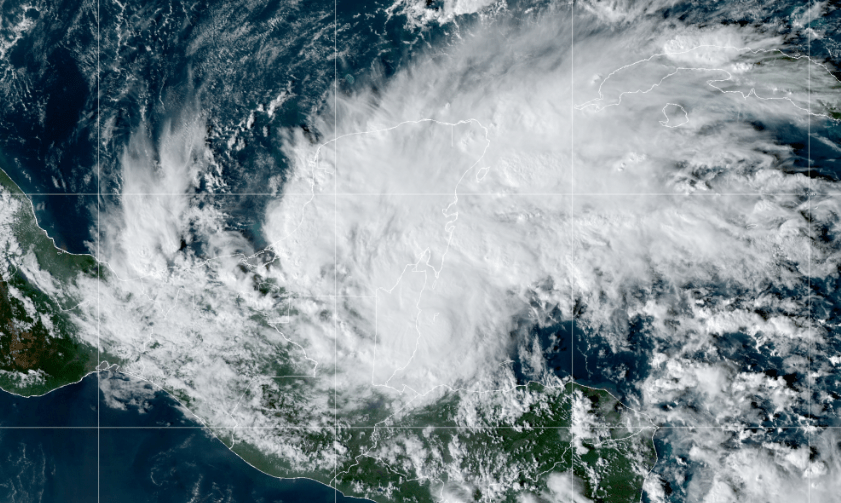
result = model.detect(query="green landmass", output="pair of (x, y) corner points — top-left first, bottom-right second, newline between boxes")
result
(0, 165), (656, 500)
(0, 168), (101, 396)
(228, 382), (657, 503)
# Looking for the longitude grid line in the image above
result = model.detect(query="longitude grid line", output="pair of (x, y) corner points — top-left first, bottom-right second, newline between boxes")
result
(96, 0), (101, 500)
(333, 0), (338, 501)
(570, 3), (575, 502)
(807, 7), (812, 502)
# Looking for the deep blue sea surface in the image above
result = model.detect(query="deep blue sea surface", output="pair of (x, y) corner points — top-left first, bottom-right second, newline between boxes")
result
(0, 373), (369, 503)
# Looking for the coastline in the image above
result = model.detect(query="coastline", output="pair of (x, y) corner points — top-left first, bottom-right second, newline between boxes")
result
(0, 371), (371, 501)
(0, 163), (658, 502)
(0, 367), (659, 503)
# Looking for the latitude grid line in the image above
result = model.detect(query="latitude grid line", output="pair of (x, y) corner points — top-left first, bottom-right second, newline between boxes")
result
(15, 192), (829, 196)
(0, 425), (825, 430)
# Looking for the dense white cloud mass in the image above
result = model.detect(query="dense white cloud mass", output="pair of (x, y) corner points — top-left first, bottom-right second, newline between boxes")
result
(60, 2), (841, 500)
(388, 0), (503, 27)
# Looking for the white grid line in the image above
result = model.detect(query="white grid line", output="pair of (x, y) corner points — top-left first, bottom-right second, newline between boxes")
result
(12, 192), (828, 196)
(807, 8), (812, 502)
(96, 0), (101, 500)
(0, 425), (825, 430)
(570, 4), (575, 500)
(333, 1), (338, 500)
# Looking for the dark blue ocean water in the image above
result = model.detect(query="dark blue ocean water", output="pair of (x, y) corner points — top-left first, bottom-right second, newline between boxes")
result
(0, 373), (370, 503)
(0, 0), (457, 256)
(7, 0), (841, 256)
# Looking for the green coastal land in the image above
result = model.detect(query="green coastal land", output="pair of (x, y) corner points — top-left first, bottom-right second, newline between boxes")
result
(0, 167), (100, 396)
(0, 166), (657, 502)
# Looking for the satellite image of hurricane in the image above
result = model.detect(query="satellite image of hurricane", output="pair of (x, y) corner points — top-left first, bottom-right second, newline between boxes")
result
(0, 0), (839, 501)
